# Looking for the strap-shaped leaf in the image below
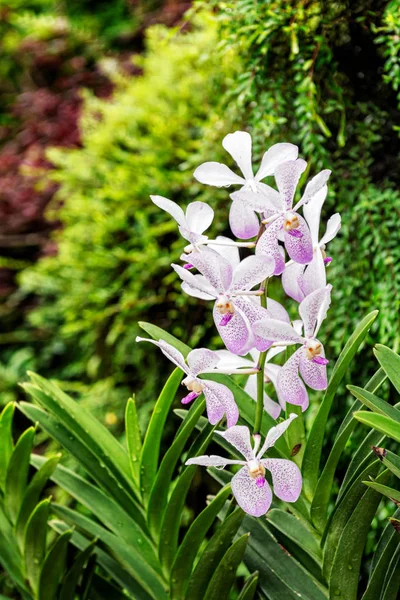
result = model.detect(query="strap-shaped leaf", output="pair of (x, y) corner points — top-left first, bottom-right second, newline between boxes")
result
(186, 507), (244, 600)
(59, 540), (96, 600)
(147, 397), (205, 539)
(238, 571), (259, 600)
(372, 447), (400, 478)
(243, 517), (328, 600)
(381, 549), (400, 600)
(363, 480), (400, 503)
(322, 460), (380, 578)
(374, 344), (400, 394)
(311, 369), (386, 532)
(361, 519), (399, 600)
(79, 553), (96, 600)
(16, 454), (61, 551)
(89, 574), (128, 600)
(0, 501), (29, 594)
(328, 470), (391, 600)
(51, 520), (152, 600)
(30, 455), (158, 573)
(285, 403), (305, 466)
(140, 368), (183, 505)
(125, 397), (142, 486)
(354, 411), (400, 443)
(5, 427), (35, 524)
(19, 402), (146, 530)
(348, 385), (400, 421)
(302, 310), (378, 501)
(266, 508), (322, 563)
(52, 505), (168, 600)
(24, 497), (51, 596)
(371, 508), (400, 573)
(139, 322), (191, 356)
(203, 533), (249, 600)
(38, 529), (72, 600)
(0, 403), (14, 491)
(170, 484), (231, 599)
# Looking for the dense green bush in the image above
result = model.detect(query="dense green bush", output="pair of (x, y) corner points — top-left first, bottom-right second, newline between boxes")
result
(17, 12), (239, 426)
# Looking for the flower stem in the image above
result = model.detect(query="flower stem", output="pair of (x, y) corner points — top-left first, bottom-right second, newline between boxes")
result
(253, 278), (268, 434)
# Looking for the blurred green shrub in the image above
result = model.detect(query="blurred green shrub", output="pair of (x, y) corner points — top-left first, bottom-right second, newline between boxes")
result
(17, 12), (238, 427)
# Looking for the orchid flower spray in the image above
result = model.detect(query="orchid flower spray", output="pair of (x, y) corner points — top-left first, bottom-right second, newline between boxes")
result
(282, 186), (341, 301)
(186, 414), (301, 517)
(253, 285), (332, 410)
(194, 131), (298, 239)
(136, 337), (240, 427)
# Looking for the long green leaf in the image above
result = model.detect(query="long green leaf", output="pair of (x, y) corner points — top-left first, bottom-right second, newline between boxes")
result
(138, 322), (191, 356)
(125, 397), (142, 486)
(381, 549), (400, 600)
(0, 403), (14, 491)
(140, 368), (183, 505)
(302, 310), (378, 501)
(328, 470), (390, 600)
(16, 454), (61, 551)
(38, 530), (72, 600)
(354, 411), (400, 443)
(361, 522), (399, 600)
(5, 427), (35, 524)
(24, 498), (51, 596)
(348, 385), (400, 421)
(147, 397), (205, 539)
(59, 540), (96, 600)
(311, 369), (386, 532)
(371, 447), (400, 478)
(363, 481), (400, 503)
(52, 504), (168, 600)
(0, 501), (29, 594)
(203, 533), (249, 600)
(186, 508), (244, 600)
(170, 484), (231, 599)
(374, 344), (400, 394)
(238, 572), (259, 600)
(30, 455), (158, 572)
(89, 574), (128, 600)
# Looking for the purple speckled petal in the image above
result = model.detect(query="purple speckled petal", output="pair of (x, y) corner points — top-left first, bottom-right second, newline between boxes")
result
(173, 264), (217, 299)
(230, 188), (280, 213)
(234, 298), (273, 352)
(276, 348), (308, 409)
(299, 284), (332, 338)
(257, 413), (298, 457)
(231, 466), (273, 516)
(203, 380), (239, 428)
(230, 255), (274, 292)
(222, 131), (254, 180)
(252, 318), (303, 345)
(189, 247), (233, 292)
(186, 455), (245, 467)
(256, 216), (285, 275)
(299, 345), (328, 390)
(187, 348), (220, 376)
(301, 249), (326, 297)
(194, 162), (245, 187)
(213, 302), (249, 355)
(283, 213), (313, 265)
(275, 159), (307, 210)
(185, 201), (214, 234)
(255, 143), (299, 181)
(266, 298), (290, 323)
(229, 198), (260, 239)
(282, 261), (306, 302)
(216, 425), (254, 460)
(136, 337), (188, 374)
(262, 458), (302, 502)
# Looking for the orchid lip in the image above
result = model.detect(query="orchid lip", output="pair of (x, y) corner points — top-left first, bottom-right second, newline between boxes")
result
(312, 356), (329, 365)
(220, 313), (234, 326)
(183, 263), (194, 270)
(255, 476), (266, 488)
(288, 229), (303, 238)
(181, 391), (201, 405)
(324, 256), (332, 265)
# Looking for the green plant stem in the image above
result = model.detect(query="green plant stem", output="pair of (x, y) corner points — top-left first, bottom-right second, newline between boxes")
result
(253, 278), (268, 435)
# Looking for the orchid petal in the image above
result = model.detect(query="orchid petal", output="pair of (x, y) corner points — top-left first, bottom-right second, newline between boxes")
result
(301, 249), (326, 297)
(299, 284), (332, 338)
(213, 350), (253, 370)
(178, 227), (208, 245)
(222, 131), (253, 180)
(234, 298), (274, 352)
(296, 169), (331, 210)
(266, 298), (290, 323)
(136, 337), (188, 373)
(150, 195), (186, 227)
(213, 302), (249, 355)
(186, 455), (245, 468)
(303, 186), (327, 245)
(262, 458), (302, 502)
(229, 198), (260, 239)
(275, 159), (307, 210)
(257, 413), (298, 457)
(187, 348), (220, 376)
(230, 255), (275, 292)
(283, 214), (313, 264)
(181, 281), (216, 301)
(216, 425), (254, 460)
(255, 143), (299, 181)
(265, 346), (286, 364)
(299, 346), (328, 390)
(276, 348), (308, 409)
(230, 188), (281, 213)
(256, 217), (286, 275)
(282, 261), (306, 302)
(244, 376), (282, 419)
(173, 264), (217, 298)
(185, 201), (214, 234)
(252, 319), (303, 345)
(203, 380), (239, 428)
(189, 247), (233, 292)
(194, 162), (245, 187)
(231, 466), (273, 517)
(320, 213), (341, 246)
(208, 236), (240, 270)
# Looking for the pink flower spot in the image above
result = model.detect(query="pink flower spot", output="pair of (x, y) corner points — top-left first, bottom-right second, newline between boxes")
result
(255, 476), (266, 488)
(220, 313), (234, 326)
(288, 228), (303, 238)
(182, 391), (201, 404)
(312, 356), (329, 365)
(324, 257), (332, 265)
